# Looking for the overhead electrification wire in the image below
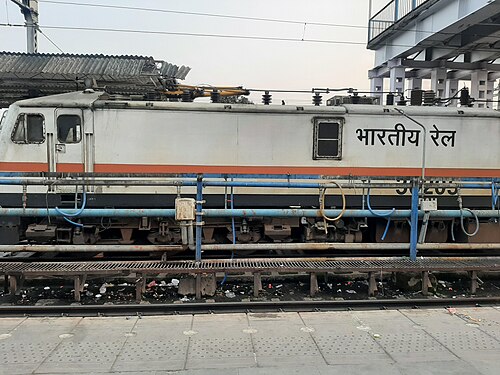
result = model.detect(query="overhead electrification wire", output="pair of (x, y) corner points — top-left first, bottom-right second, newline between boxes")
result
(2, 23), (500, 53)
(0, 23), (367, 46)
(38, 0), (367, 30)
(37, 0), (500, 42)
(38, 27), (65, 53)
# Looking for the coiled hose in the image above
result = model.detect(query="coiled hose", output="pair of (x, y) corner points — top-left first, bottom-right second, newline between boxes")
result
(451, 189), (479, 240)
(366, 188), (395, 241)
(319, 181), (346, 235)
(55, 189), (86, 228)
(457, 192), (479, 237)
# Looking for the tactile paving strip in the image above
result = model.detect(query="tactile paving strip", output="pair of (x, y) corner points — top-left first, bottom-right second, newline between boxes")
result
(253, 336), (320, 357)
(118, 339), (188, 361)
(45, 341), (124, 363)
(189, 337), (254, 359)
(314, 334), (385, 355)
(432, 331), (500, 351)
(0, 342), (58, 364)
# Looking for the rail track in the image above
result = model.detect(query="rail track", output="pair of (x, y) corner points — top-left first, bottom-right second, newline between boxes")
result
(0, 297), (499, 317)
(1, 256), (500, 301)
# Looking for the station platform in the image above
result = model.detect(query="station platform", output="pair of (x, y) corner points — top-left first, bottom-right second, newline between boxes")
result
(0, 307), (499, 374)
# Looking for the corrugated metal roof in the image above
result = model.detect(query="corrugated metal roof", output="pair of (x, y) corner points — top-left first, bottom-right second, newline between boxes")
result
(0, 51), (191, 107)
(0, 51), (190, 80)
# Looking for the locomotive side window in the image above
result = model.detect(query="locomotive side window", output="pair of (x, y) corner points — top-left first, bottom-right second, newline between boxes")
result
(11, 114), (45, 144)
(313, 119), (342, 159)
(57, 115), (82, 143)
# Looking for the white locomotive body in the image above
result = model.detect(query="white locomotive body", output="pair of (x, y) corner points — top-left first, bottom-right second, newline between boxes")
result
(0, 91), (498, 247)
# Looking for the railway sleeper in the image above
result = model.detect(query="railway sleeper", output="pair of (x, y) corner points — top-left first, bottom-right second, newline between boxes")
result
(1, 264), (497, 302)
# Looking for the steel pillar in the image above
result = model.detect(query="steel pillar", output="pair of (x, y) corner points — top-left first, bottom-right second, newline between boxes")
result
(410, 183), (419, 261)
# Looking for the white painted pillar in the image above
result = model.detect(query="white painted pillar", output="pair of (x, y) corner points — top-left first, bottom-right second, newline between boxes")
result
(430, 68), (447, 101)
(470, 70), (488, 108)
(445, 79), (459, 107)
(389, 62), (405, 95)
(486, 80), (495, 108)
(370, 77), (384, 105)
(407, 78), (422, 90)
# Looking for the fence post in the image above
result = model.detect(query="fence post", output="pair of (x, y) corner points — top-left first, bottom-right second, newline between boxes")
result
(394, 0), (400, 22)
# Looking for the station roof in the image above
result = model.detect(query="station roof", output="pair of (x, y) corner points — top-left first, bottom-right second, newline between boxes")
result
(0, 51), (190, 107)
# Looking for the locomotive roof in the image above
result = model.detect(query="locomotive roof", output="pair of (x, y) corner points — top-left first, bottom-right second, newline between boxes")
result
(15, 90), (102, 108)
(11, 91), (500, 118)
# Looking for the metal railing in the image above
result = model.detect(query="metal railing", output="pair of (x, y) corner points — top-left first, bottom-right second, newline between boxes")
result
(369, 0), (430, 41)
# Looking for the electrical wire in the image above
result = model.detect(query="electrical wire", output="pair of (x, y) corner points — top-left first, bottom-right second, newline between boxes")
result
(37, 27), (65, 53)
(0, 22), (478, 54)
(37, 0), (500, 42)
(2, 22), (500, 53)
(0, 23), (366, 46)
(37, 0), (367, 29)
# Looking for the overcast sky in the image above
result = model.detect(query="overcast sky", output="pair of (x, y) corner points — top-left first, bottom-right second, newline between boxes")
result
(1, 0), (388, 104)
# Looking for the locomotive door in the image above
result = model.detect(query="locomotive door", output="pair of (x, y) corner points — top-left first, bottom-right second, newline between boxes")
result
(53, 108), (85, 174)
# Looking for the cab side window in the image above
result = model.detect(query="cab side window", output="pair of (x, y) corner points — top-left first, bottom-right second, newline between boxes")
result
(313, 119), (342, 160)
(11, 114), (45, 144)
(57, 115), (82, 143)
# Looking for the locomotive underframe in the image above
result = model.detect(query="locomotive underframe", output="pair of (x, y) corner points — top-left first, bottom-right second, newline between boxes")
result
(0, 174), (498, 260)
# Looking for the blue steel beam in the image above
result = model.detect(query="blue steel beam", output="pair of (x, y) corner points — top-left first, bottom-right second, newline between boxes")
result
(410, 184), (420, 261)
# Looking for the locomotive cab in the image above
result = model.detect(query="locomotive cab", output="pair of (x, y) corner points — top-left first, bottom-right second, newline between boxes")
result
(0, 91), (98, 177)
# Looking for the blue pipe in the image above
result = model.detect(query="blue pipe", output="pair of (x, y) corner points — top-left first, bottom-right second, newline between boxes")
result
(410, 184), (419, 261)
(493, 183), (499, 210)
(1, 172), (498, 183)
(0, 208), (499, 218)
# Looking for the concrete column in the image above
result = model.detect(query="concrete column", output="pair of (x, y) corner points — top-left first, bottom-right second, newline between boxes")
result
(470, 70), (488, 108)
(370, 77), (384, 105)
(431, 68), (447, 101)
(486, 80), (495, 108)
(446, 79), (459, 107)
(389, 64), (405, 94)
(407, 78), (422, 90)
